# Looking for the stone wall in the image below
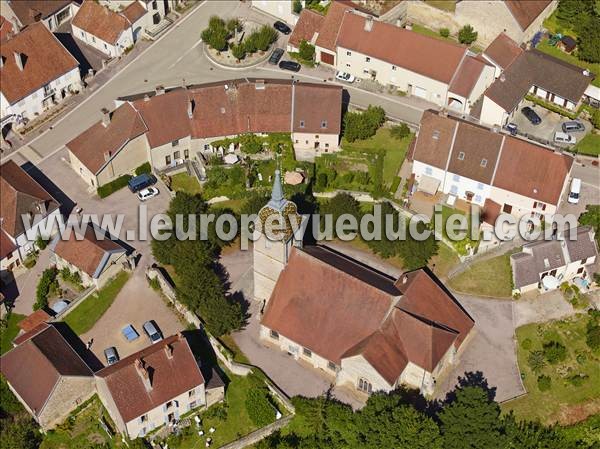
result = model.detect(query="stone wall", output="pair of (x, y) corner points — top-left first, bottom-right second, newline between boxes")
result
(218, 415), (294, 449)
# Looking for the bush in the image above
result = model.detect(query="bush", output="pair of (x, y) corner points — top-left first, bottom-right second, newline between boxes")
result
(23, 253), (38, 268)
(245, 388), (274, 427)
(439, 28), (450, 38)
(590, 108), (600, 130)
(35, 267), (58, 310)
(458, 24), (478, 44)
(585, 323), (600, 350)
(316, 172), (328, 190)
(201, 16), (229, 52)
(255, 25), (278, 52)
(298, 39), (315, 61)
(543, 341), (568, 364)
(97, 174), (132, 198)
(60, 267), (83, 288)
(293, 0), (302, 14)
(390, 123), (410, 140)
(521, 338), (532, 350)
(527, 350), (546, 372)
(35, 235), (49, 250)
(343, 105), (386, 142)
(135, 162), (152, 176)
(205, 402), (228, 421)
(239, 133), (264, 154)
(568, 373), (588, 387)
(231, 43), (246, 61)
(226, 18), (242, 34)
(537, 375), (552, 391)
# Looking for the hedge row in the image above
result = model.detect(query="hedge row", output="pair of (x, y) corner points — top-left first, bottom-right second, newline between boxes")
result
(135, 162), (152, 176)
(97, 174), (132, 198)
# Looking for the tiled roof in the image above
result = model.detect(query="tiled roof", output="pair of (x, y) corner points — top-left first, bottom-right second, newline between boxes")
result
(0, 160), (60, 239)
(481, 198), (502, 226)
(449, 55), (488, 98)
(504, 0), (552, 31)
(0, 324), (92, 416)
(0, 22), (79, 104)
(292, 83), (342, 134)
(565, 226), (598, 263)
(261, 246), (473, 383)
(96, 334), (204, 423)
(18, 309), (51, 333)
(72, 0), (130, 45)
(511, 240), (565, 288)
(336, 11), (467, 84)
(7, 0), (73, 28)
(0, 229), (17, 259)
(121, 1), (147, 24)
(52, 224), (125, 278)
(315, 0), (352, 51)
(288, 8), (324, 48)
(0, 15), (14, 41)
(483, 32), (523, 70)
(66, 102), (148, 174)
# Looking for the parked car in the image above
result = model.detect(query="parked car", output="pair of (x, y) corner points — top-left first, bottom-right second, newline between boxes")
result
(143, 320), (163, 343)
(104, 347), (119, 365)
(554, 131), (576, 145)
(269, 48), (284, 65)
(505, 123), (518, 136)
(567, 178), (581, 204)
(279, 60), (301, 72)
(273, 21), (291, 35)
(137, 186), (159, 201)
(335, 71), (355, 83)
(562, 120), (585, 133)
(521, 106), (541, 125)
(128, 173), (156, 193)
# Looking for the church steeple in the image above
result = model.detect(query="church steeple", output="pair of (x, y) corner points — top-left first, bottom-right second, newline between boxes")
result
(267, 169), (286, 211)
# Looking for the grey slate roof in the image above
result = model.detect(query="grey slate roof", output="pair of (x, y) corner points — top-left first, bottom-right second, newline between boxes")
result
(565, 226), (598, 263)
(511, 240), (565, 288)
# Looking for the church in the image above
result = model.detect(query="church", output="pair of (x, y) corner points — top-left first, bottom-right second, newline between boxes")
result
(253, 171), (475, 396)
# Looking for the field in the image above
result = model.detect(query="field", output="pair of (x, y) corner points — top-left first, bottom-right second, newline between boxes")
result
(448, 251), (514, 298)
(504, 314), (600, 425)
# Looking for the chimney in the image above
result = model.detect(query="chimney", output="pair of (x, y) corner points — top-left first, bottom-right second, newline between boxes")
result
(0, 56), (5, 69)
(255, 79), (265, 90)
(143, 93), (150, 102)
(155, 85), (165, 96)
(164, 343), (174, 359)
(402, 275), (408, 284)
(36, 201), (47, 215)
(364, 15), (374, 32)
(135, 359), (152, 391)
(14, 52), (24, 71)
(187, 99), (194, 119)
(500, 74), (506, 82)
(101, 108), (110, 127)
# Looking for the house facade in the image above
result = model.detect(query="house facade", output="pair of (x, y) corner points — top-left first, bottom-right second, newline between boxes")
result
(67, 79), (343, 188)
(0, 22), (81, 130)
(251, 0), (300, 25)
(100, 0), (179, 25)
(411, 110), (573, 221)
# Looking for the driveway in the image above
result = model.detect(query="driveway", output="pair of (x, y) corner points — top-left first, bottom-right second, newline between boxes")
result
(434, 295), (526, 403)
(4, 248), (53, 314)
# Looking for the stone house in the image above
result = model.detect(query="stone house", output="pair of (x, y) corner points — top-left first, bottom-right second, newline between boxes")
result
(0, 323), (96, 430)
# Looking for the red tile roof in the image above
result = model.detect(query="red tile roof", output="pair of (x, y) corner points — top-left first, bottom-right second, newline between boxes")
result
(66, 102), (148, 174)
(504, 0), (552, 30)
(72, 0), (130, 45)
(122, 1), (147, 24)
(0, 229), (17, 259)
(18, 309), (51, 333)
(336, 11), (467, 84)
(0, 324), (92, 417)
(292, 83), (342, 134)
(483, 32), (523, 70)
(0, 15), (14, 41)
(0, 160), (59, 239)
(315, 0), (353, 51)
(0, 22), (79, 104)
(96, 334), (204, 423)
(449, 56), (488, 98)
(289, 8), (325, 48)
(482, 198), (502, 226)
(8, 0), (73, 28)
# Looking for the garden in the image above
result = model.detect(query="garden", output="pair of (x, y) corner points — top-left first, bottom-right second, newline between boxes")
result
(0, 311), (25, 354)
(34, 266), (87, 312)
(505, 311), (600, 425)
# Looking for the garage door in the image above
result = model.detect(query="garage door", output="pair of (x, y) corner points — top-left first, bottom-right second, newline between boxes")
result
(320, 52), (335, 65)
(413, 86), (427, 99)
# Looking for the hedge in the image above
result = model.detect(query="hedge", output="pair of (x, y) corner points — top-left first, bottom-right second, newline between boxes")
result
(135, 162), (152, 176)
(525, 94), (577, 119)
(97, 174), (132, 198)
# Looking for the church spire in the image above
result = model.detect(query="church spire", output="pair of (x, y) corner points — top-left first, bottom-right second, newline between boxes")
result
(267, 169), (286, 211)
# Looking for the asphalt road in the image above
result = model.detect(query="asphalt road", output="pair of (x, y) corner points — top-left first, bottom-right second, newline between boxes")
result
(5, 0), (427, 166)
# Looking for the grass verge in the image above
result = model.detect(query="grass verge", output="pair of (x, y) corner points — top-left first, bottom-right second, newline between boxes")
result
(448, 251), (514, 297)
(171, 172), (202, 195)
(573, 133), (600, 157)
(0, 312), (26, 354)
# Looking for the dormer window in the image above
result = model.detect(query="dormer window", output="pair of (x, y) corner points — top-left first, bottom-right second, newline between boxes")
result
(365, 56), (371, 62)
(544, 258), (550, 269)
(432, 130), (440, 140)
(321, 120), (327, 128)
(299, 120), (305, 128)
(458, 152), (465, 160)
(480, 158), (487, 167)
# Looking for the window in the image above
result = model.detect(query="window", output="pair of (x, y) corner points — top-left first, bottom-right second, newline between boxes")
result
(165, 155), (172, 165)
(480, 158), (488, 167)
(174, 150), (181, 159)
(325, 143), (329, 148)
(363, 69), (369, 74)
(457, 152), (465, 160)
(270, 330), (279, 340)
(577, 266), (584, 274)
(477, 182), (484, 190)
(188, 389), (195, 398)
(92, 36), (96, 43)
(453, 174), (460, 182)
(299, 120), (305, 128)
(346, 63), (351, 67)
(204, 144), (210, 151)
(346, 50), (351, 56)
(81, 31), (84, 38)
(303, 347), (312, 358)
(80, 167), (83, 175)
(392, 65), (396, 71)
(475, 194), (482, 203)
(425, 166), (433, 175)
(327, 361), (337, 371)
(184, 149), (189, 159)
(295, 139), (299, 143)
(432, 130), (440, 140)
(172, 139), (180, 147)
(140, 414), (148, 423)
(189, 400), (197, 409)
(152, 0), (158, 9)
(305, 140), (308, 144)
(450, 185), (458, 194)
(321, 120), (327, 129)
(104, 43), (108, 50)
(166, 401), (173, 409)
(358, 378), (373, 394)
(365, 56), (370, 62)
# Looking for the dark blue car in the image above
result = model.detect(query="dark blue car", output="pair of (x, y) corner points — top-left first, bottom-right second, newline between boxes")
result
(128, 173), (156, 193)
(521, 107), (542, 125)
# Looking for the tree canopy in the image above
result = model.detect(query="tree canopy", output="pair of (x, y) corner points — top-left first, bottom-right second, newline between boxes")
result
(343, 105), (386, 142)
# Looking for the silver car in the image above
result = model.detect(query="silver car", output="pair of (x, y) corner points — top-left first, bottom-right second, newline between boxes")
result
(143, 321), (162, 344)
(104, 347), (119, 365)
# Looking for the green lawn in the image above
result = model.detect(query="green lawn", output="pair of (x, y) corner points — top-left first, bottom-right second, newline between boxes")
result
(543, 10), (577, 37)
(0, 312), (25, 354)
(429, 243), (460, 280)
(573, 133), (600, 156)
(439, 206), (479, 256)
(410, 23), (484, 53)
(424, 0), (456, 12)
(447, 251), (514, 298)
(171, 172), (202, 195)
(64, 271), (130, 335)
(536, 40), (600, 88)
(503, 314), (600, 425)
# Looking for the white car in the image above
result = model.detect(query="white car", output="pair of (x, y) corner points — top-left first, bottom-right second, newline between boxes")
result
(335, 71), (355, 83)
(137, 187), (159, 201)
(554, 131), (576, 145)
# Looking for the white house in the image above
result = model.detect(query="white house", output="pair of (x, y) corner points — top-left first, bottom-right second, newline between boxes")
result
(0, 22), (81, 131)
(100, 0), (180, 25)
(252, 0), (301, 26)
(1, 0), (79, 32)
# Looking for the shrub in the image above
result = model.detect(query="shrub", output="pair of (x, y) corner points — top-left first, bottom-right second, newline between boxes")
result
(148, 276), (161, 291)
(239, 133), (264, 154)
(521, 338), (532, 350)
(202, 16), (229, 52)
(97, 174), (132, 198)
(231, 43), (246, 61)
(23, 253), (38, 268)
(343, 105), (386, 142)
(35, 235), (49, 250)
(255, 25), (278, 52)
(205, 402), (228, 420)
(245, 388), (274, 427)
(458, 24), (478, 44)
(527, 350), (546, 373)
(226, 18), (242, 34)
(590, 108), (600, 130)
(543, 341), (568, 364)
(568, 373), (588, 387)
(390, 123), (410, 140)
(316, 172), (328, 190)
(35, 267), (58, 310)
(537, 375), (551, 391)
(585, 323), (600, 350)
(298, 39), (315, 61)
(244, 32), (258, 53)
(60, 267), (83, 289)
(439, 28), (450, 38)
(293, 0), (302, 14)
(135, 162), (152, 176)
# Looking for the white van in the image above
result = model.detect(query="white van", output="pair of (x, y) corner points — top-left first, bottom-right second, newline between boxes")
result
(568, 178), (581, 204)
(554, 132), (576, 145)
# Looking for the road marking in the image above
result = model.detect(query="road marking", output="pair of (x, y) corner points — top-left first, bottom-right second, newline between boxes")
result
(7, 1), (207, 164)
(168, 38), (203, 69)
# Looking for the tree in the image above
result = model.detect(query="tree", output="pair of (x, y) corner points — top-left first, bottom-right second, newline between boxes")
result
(35, 235), (49, 250)
(390, 123), (410, 140)
(239, 133), (264, 154)
(590, 108), (600, 129)
(503, 413), (569, 449)
(578, 16), (600, 63)
(241, 192), (270, 216)
(254, 25), (278, 52)
(527, 350), (546, 373)
(35, 267), (58, 310)
(321, 192), (362, 226)
(343, 105), (386, 142)
(543, 341), (568, 364)
(293, 0), (303, 14)
(537, 375), (552, 391)
(439, 386), (504, 449)
(458, 24), (478, 45)
(439, 28), (450, 38)
(231, 43), (246, 62)
(226, 18), (242, 34)
(298, 39), (316, 61)
(396, 221), (439, 270)
(586, 312), (600, 349)
(366, 202), (404, 259)
(246, 388), (274, 427)
(579, 205), (600, 245)
(556, 0), (595, 29)
(0, 419), (42, 449)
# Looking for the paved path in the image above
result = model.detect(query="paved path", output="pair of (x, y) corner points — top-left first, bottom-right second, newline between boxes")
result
(7, 248), (52, 314)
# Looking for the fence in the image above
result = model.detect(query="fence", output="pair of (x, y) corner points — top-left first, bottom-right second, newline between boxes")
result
(50, 286), (95, 320)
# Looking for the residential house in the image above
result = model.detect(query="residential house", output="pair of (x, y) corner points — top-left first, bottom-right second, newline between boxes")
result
(71, 0), (145, 58)
(251, 0), (301, 26)
(410, 110), (573, 221)
(0, 22), (82, 130)
(0, 14), (14, 40)
(0, 323), (95, 430)
(1, 0), (79, 32)
(50, 223), (128, 289)
(404, 0), (556, 46)
(0, 160), (62, 272)
(511, 226), (598, 295)
(95, 333), (224, 439)
(481, 32), (523, 78)
(287, 8), (324, 53)
(254, 177), (474, 396)
(67, 79), (343, 187)
(100, 0), (179, 25)
(480, 49), (594, 127)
